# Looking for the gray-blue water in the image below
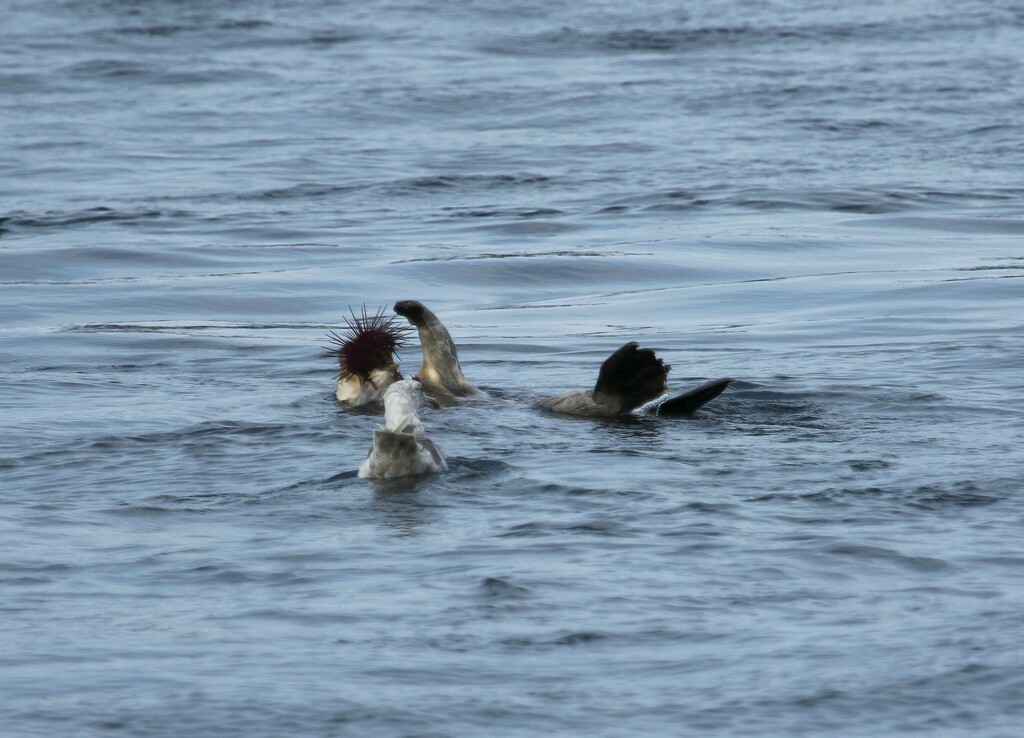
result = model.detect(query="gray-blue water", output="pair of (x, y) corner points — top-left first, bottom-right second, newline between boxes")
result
(2, 1), (1023, 735)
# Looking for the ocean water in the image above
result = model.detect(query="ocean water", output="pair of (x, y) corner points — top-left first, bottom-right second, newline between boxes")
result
(2, 0), (1023, 735)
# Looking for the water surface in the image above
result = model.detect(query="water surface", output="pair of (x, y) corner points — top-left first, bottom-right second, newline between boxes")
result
(2, 1), (1023, 736)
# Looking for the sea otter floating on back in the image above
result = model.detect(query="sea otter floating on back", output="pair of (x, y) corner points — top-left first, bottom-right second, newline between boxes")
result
(390, 300), (731, 417)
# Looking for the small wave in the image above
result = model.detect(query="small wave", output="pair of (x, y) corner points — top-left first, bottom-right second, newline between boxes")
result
(64, 58), (153, 79)
(484, 11), (1001, 57)
(113, 19), (273, 37)
(447, 207), (564, 219)
(478, 577), (531, 599)
(384, 173), (552, 195)
(845, 459), (892, 472)
(751, 481), (1000, 512)
(64, 321), (319, 334)
(765, 535), (958, 574)
(153, 68), (277, 85)
(218, 19), (273, 31)
(394, 249), (619, 264)
(232, 26), (371, 49)
(100, 504), (184, 517)
(484, 25), (767, 56)
(790, 117), (902, 134)
(216, 608), (354, 624)
(821, 542), (952, 572)
(499, 516), (635, 538)
(906, 483), (1001, 510)
(308, 30), (363, 45)
(134, 420), (302, 442)
(499, 630), (609, 651)
(728, 188), (940, 214)
(966, 123), (1019, 137)
(62, 56), (274, 86)
(605, 186), (979, 216)
(447, 458), (514, 478)
(5, 207), (165, 230)
(164, 563), (261, 585)
(113, 23), (196, 37)
(247, 182), (364, 201)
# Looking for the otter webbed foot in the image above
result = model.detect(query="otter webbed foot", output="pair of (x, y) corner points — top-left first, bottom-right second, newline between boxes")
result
(593, 341), (671, 414)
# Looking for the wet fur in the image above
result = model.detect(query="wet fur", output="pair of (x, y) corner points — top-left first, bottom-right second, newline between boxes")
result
(539, 341), (670, 417)
(393, 300), (481, 398)
(358, 380), (447, 478)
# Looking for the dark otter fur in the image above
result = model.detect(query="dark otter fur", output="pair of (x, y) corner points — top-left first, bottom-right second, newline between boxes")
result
(538, 341), (671, 417)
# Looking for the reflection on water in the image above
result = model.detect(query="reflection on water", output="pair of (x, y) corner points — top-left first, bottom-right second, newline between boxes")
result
(367, 485), (440, 535)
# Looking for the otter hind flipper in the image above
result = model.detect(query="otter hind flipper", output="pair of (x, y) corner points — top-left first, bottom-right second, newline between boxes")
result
(593, 341), (671, 413)
(656, 377), (732, 416)
(393, 300), (481, 398)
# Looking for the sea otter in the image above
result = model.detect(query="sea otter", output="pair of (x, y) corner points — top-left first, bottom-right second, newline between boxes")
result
(392, 300), (483, 399)
(393, 301), (731, 417)
(358, 379), (447, 478)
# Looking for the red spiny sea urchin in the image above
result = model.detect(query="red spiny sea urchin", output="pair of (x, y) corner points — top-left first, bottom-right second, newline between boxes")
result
(325, 305), (412, 382)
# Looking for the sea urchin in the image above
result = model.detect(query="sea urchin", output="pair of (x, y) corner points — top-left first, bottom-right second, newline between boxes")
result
(326, 305), (412, 382)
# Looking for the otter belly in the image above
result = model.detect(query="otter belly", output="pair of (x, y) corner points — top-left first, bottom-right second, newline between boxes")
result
(537, 390), (621, 417)
(335, 367), (399, 406)
(416, 363), (450, 396)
